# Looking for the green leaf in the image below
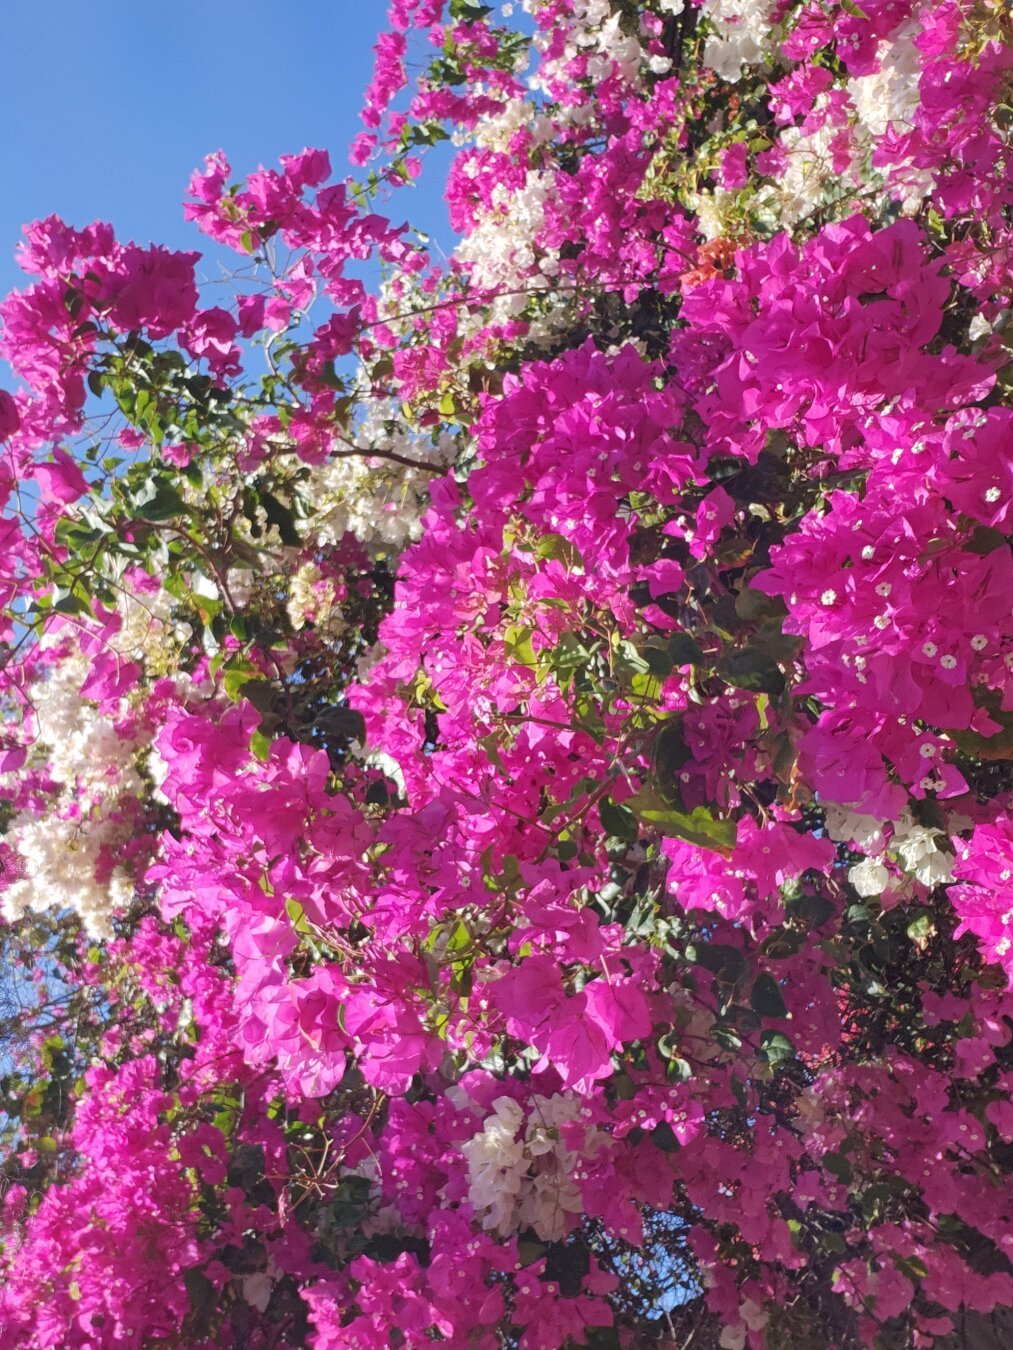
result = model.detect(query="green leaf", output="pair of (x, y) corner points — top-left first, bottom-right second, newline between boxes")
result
(964, 525), (1006, 556)
(536, 533), (583, 569)
(599, 797), (638, 844)
(892, 1253), (928, 1282)
(823, 1152), (853, 1183)
(630, 671), (664, 700)
(222, 662), (258, 701)
(906, 909), (934, 945)
(750, 972), (789, 1019)
(51, 590), (94, 618)
(713, 1022), (743, 1052)
(717, 646), (786, 696)
(181, 458), (204, 488)
(446, 918), (470, 952)
(759, 1029), (795, 1066)
(450, 0), (493, 18)
(314, 706), (366, 744)
(131, 476), (188, 521)
(666, 1055), (693, 1084)
(689, 942), (749, 988)
(793, 891), (836, 929)
(504, 625), (537, 670)
(666, 632), (706, 667)
(653, 719), (692, 783)
(644, 644), (677, 678)
(238, 678), (274, 713)
(518, 1240), (546, 1267)
(626, 786), (736, 854)
(133, 388), (153, 424)
(650, 1120), (682, 1152)
(735, 585), (786, 622)
(184, 1268), (218, 1329)
(586, 1328), (622, 1350)
(286, 898), (313, 935)
(549, 632), (591, 691)
(259, 490), (302, 548)
(614, 639), (650, 678)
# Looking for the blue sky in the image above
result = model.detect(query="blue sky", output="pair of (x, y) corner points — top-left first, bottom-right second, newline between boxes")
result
(0, 1), (452, 300)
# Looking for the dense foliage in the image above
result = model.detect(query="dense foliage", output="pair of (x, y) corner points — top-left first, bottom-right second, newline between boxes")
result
(0, 1), (1011, 1346)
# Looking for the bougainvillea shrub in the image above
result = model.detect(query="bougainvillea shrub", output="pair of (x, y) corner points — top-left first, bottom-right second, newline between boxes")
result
(0, 2), (1011, 1347)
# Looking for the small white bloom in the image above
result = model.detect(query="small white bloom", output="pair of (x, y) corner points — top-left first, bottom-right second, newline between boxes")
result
(849, 857), (890, 897)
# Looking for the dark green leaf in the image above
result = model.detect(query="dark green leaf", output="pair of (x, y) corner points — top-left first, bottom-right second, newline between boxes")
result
(258, 491), (302, 548)
(518, 1240), (546, 1267)
(653, 720), (692, 783)
(599, 797), (638, 844)
(794, 892), (836, 929)
(650, 1120), (682, 1152)
(183, 1269), (218, 1329)
(689, 941), (749, 987)
(718, 646), (786, 696)
(823, 1152), (853, 1183)
(892, 1254), (928, 1282)
(750, 972), (788, 1019)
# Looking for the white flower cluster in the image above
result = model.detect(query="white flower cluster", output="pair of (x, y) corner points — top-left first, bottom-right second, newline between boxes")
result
(719, 1300), (770, 1350)
(468, 97), (555, 155)
(772, 113), (841, 226)
(767, 95), (842, 226)
(848, 22), (923, 140)
(463, 4), (680, 338)
(462, 1092), (600, 1241)
(567, 0), (654, 84)
(454, 157), (584, 349)
(456, 168), (557, 310)
(527, 0), (653, 93)
(826, 806), (955, 899)
(892, 817), (955, 888)
(1, 593), (180, 937)
(304, 399), (454, 551)
(700, 0), (775, 82)
(2, 813), (134, 939)
(847, 19), (934, 212)
(286, 562), (347, 637)
(687, 187), (739, 242)
(28, 643), (139, 798)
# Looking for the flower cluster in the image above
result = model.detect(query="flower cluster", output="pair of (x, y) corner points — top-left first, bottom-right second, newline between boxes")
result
(0, 1), (1010, 1348)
